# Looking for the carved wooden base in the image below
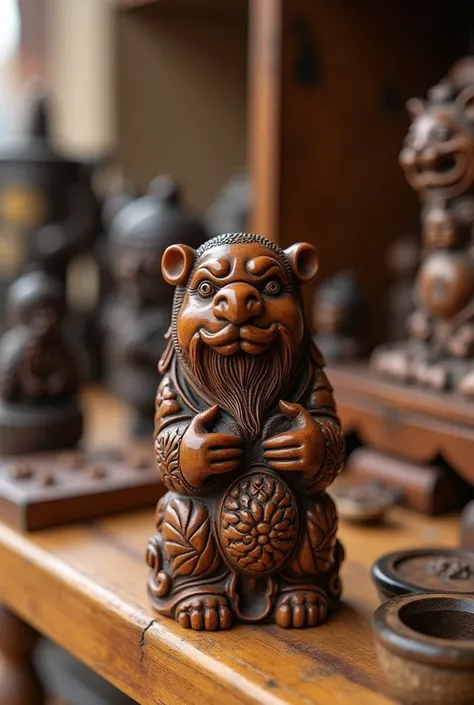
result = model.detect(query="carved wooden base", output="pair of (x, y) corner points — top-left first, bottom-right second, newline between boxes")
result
(0, 606), (44, 705)
(347, 448), (468, 515)
(329, 363), (474, 514)
(0, 399), (83, 456)
(146, 480), (344, 630)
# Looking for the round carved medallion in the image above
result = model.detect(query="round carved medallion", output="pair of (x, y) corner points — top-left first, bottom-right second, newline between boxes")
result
(218, 470), (298, 576)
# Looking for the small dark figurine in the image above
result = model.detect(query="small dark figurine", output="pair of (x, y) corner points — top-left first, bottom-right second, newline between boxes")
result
(312, 271), (364, 362)
(104, 176), (207, 435)
(146, 233), (345, 631)
(372, 79), (474, 394)
(0, 92), (100, 293)
(0, 270), (82, 455)
(386, 236), (420, 342)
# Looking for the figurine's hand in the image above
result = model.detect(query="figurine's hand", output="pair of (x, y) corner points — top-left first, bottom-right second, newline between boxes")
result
(263, 401), (324, 479)
(408, 311), (431, 341)
(180, 405), (243, 488)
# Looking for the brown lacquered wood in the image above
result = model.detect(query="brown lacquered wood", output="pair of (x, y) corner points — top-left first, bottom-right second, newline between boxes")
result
(150, 235), (344, 630)
(0, 387), (461, 705)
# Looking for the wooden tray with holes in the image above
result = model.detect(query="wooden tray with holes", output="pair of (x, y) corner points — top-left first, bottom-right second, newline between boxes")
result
(0, 443), (164, 531)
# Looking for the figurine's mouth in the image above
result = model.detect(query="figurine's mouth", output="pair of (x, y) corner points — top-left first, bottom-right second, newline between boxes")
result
(400, 148), (468, 190)
(199, 322), (278, 355)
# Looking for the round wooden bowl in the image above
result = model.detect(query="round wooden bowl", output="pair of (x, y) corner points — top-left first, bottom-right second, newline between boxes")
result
(330, 481), (397, 523)
(372, 547), (474, 601)
(373, 593), (474, 705)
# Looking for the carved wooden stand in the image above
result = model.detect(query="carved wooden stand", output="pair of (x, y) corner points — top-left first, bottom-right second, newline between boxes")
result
(0, 606), (44, 705)
(146, 233), (345, 630)
(331, 363), (472, 514)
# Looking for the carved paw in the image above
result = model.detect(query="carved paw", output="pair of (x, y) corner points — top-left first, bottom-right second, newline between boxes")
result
(275, 590), (328, 629)
(176, 595), (232, 631)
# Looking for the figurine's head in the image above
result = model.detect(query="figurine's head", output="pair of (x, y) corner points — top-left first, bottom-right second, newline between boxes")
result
(399, 82), (474, 200)
(313, 271), (362, 334)
(108, 176), (206, 306)
(7, 269), (64, 338)
(162, 233), (318, 438)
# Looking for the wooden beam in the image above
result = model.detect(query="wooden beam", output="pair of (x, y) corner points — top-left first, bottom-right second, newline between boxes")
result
(248, 0), (282, 242)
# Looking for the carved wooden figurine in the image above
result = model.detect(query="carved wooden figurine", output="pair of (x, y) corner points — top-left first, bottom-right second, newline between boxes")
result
(146, 233), (345, 630)
(0, 270), (82, 455)
(312, 271), (364, 362)
(372, 80), (474, 393)
(104, 176), (207, 435)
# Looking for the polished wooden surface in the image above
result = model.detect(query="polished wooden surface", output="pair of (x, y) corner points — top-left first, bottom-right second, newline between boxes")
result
(0, 389), (460, 704)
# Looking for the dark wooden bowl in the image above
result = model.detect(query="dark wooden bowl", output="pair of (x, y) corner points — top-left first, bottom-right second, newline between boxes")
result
(373, 593), (474, 705)
(372, 547), (474, 601)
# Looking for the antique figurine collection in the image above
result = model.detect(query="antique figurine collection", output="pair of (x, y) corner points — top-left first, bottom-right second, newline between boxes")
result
(3, 50), (474, 705)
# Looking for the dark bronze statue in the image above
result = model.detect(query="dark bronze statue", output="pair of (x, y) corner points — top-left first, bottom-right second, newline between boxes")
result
(146, 233), (345, 630)
(372, 78), (474, 394)
(104, 176), (207, 435)
(0, 270), (83, 455)
(312, 271), (364, 362)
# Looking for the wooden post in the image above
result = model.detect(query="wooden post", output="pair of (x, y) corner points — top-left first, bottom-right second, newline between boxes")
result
(248, 0), (282, 243)
(0, 606), (44, 705)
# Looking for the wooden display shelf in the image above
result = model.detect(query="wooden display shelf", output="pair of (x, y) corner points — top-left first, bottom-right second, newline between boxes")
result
(0, 495), (458, 703)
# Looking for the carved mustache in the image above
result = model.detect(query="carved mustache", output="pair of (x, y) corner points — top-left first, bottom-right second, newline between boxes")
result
(199, 323), (278, 347)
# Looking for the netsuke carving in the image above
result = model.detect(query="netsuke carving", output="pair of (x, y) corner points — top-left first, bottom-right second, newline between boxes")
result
(146, 233), (345, 630)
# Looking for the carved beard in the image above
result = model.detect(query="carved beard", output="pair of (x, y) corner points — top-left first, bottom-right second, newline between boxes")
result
(188, 327), (295, 440)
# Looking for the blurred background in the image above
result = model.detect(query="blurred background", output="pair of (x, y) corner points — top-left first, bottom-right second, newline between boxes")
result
(1, 0), (474, 355)
(1, 0), (474, 342)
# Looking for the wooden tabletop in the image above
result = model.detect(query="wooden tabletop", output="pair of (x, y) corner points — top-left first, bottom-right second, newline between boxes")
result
(0, 389), (460, 705)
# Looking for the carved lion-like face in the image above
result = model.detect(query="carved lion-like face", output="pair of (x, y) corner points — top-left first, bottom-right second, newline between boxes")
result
(162, 241), (318, 358)
(399, 89), (474, 200)
(161, 237), (318, 437)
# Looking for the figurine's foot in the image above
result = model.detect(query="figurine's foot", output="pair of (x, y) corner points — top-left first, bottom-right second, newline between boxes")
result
(275, 589), (328, 629)
(176, 595), (232, 631)
(459, 370), (474, 396)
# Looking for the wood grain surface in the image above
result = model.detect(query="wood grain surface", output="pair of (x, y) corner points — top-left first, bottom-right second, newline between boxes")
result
(0, 389), (460, 704)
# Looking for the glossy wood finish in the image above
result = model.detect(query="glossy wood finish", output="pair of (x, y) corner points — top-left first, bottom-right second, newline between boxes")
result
(150, 235), (344, 629)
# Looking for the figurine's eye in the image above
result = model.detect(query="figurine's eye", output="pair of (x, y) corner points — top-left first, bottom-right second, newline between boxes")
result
(198, 281), (216, 298)
(433, 125), (452, 141)
(263, 280), (282, 296)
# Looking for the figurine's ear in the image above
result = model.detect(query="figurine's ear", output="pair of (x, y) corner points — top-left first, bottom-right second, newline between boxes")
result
(161, 244), (195, 286)
(406, 97), (425, 120)
(456, 86), (474, 122)
(284, 242), (319, 284)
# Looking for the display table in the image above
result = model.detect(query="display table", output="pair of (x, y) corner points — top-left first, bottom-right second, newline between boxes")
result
(0, 388), (460, 705)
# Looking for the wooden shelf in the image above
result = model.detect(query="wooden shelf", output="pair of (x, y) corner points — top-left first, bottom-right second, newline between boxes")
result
(0, 389), (459, 705)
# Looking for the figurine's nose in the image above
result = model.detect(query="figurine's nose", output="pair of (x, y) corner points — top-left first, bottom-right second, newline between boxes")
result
(213, 283), (263, 324)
